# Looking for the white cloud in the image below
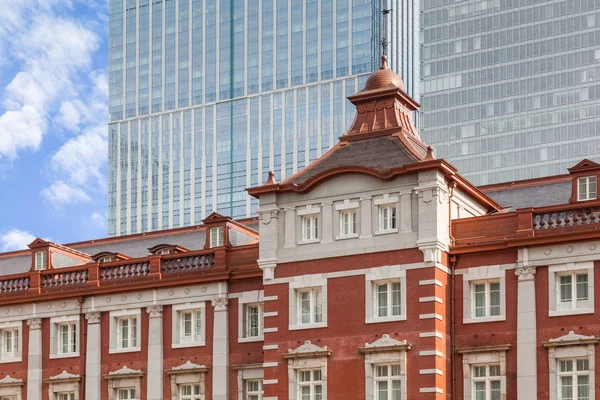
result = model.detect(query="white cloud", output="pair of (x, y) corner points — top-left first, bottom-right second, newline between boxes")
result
(0, 105), (45, 158)
(0, 229), (36, 252)
(90, 212), (107, 228)
(41, 181), (92, 205)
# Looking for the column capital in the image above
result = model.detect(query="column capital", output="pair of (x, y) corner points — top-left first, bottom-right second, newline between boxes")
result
(85, 312), (101, 324)
(211, 297), (228, 311)
(146, 305), (164, 318)
(515, 267), (536, 281)
(27, 318), (42, 330)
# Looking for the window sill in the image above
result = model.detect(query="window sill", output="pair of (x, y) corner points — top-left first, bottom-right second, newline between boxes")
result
(50, 352), (80, 360)
(0, 357), (22, 364)
(171, 341), (206, 349)
(238, 335), (264, 343)
(298, 239), (320, 245)
(549, 308), (594, 317)
(374, 229), (398, 236)
(366, 315), (407, 324)
(335, 234), (358, 241)
(289, 322), (327, 331)
(109, 347), (141, 354)
(464, 315), (506, 324)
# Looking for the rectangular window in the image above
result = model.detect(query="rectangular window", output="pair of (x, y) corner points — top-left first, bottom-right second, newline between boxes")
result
(56, 394), (75, 400)
(374, 364), (402, 400)
(117, 389), (137, 400)
(298, 370), (323, 400)
(35, 251), (47, 270)
(302, 216), (319, 241)
(118, 317), (138, 349)
(558, 359), (589, 400)
(473, 281), (501, 318)
(180, 310), (202, 344)
(210, 226), (225, 247)
(558, 272), (589, 309)
(577, 176), (597, 201)
(378, 205), (397, 232)
(246, 380), (263, 400)
(0, 327), (19, 360)
(472, 364), (501, 400)
(340, 210), (357, 237)
(376, 281), (402, 318)
(245, 304), (263, 338)
(180, 384), (201, 400)
(57, 323), (77, 355)
(298, 288), (323, 325)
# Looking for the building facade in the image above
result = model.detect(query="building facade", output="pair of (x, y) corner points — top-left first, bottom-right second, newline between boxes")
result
(2, 59), (600, 400)
(107, 0), (420, 236)
(420, 0), (600, 185)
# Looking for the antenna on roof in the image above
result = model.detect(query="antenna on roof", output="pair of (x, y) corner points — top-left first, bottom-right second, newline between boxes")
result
(380, 0), (393, 57)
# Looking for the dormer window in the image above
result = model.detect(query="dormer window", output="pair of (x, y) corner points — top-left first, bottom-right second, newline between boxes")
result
(98, 256), (115, 264)
(210, 227), (224, 248)
(577, 176), (597, 201)
(35, 251), (47, 271)
(156, 248), (173, 255)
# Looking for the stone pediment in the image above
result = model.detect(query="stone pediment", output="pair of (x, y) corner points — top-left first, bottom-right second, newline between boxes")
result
(359, 334), (411, 354)
(543, 331), (599, 348)
(283, 340), (331, 359)
(0, 375), (23, 386)
(48, 370), (81, 381)
(104, 366), (144, 379)
(167, 361), (209, 375)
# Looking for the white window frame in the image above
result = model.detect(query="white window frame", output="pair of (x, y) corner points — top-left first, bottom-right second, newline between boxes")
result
(0, 322), (22, 363)
(577, 176), (597, 201)
(460, 348), (508, 400)
(55, 393), (75, 400)
(156, 248), (173, 255)
(297, 288), (323, 326)
(460, 265), (506, 324)
(172, 302), (206, 348)
(301, 215), (320, 243)
(471, 364), (502, 400)
(237, 290), (264, 343)
(245, 304), (263, 339)
(109, 309), (142, 354)
(235, 365), (264, 400)
(334, 200), (359, 240)
(286, 342), (329, 400)
(557, 359), (590, 400)
(289, 275), (327, 331)
(98, 256), (115, 263)
(373, 364), (402, 400)
(49, 315), (80, 359)
(365, 266), (407, 324)
(210, 226), (225, 248)
(35, 251), (47, 270)
(245, 379), (263, 400)
(297, 370), (324, 400)
(117, 388), (137, 400)
(375, 201), (398, 235)
(549, 262), (594, 317)
(471, 280), (501, 319)
(373, 280), (403, 319)
(179, 384), (202, 400)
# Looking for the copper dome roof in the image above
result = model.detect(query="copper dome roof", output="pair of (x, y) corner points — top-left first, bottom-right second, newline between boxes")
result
(363, 55), (406, 91)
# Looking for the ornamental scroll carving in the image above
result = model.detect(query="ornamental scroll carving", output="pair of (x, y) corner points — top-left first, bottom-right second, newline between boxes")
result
(146, 305), (164, 318)
(211, 297), (228, 311)
(514, 267), (536, 281)
(85, 312), (101, 324)
(27, 318), (42, 330)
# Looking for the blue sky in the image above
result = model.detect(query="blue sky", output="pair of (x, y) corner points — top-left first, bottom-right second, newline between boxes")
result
(0, 0), (109, 251)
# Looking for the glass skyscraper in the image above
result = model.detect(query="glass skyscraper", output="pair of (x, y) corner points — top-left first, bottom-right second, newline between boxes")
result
(420, 0), (600, 186)
(108, 0), (419, 236)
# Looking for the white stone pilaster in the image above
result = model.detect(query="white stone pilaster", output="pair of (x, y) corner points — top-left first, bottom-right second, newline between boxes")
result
(321, 202), (333, 243)
(27, 318), (43, 400)
(515, 267), (537, 400)
(212, 297), (229, 400)
(146, 305), (164, 400)
(85, 312), (102, 400)
(399, 192), (412, 232)
(284, 208), (295, 248)
(359, 196), (372, 239)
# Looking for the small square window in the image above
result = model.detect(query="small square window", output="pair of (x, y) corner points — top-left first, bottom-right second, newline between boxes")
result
(156, 248), (173, 255)
(302, 216), (319, 241)
(98, 255), (115, 263)
(577, 176), (597, 201)
(210, 226), (225, 247)
(297, 288), (323, 325)
(558, 272), (589, 310)
(472, 281), (501, 318)
(35, 251), (47, 270)
(378, 205), (397, 232)
(339, 210), (357, 237)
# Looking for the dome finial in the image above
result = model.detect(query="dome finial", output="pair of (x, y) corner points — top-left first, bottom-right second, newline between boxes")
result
(380, 55), (388, 70)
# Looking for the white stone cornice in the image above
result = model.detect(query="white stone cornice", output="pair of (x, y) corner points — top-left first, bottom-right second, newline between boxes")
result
(27, 318), (42, 330)
(85, 312), (101, 324)
(146, 305), (163, 318)
(168, 361), (209, 374)
(359, 334), (410, 354)
(0, 375), (23, 386)
(543, 331), (599, 348)
(519, 240), (600, 267)
(48, 370), (81, 381)
(105, 366), (144, 378)
(283, 341), (331, 359)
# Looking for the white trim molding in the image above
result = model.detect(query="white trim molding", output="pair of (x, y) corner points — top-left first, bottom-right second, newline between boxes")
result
(236, 290), (264, 343)
(458, 344), (511, 400)
(365, 266), (407, 324)
(283, 341), (331, 400)
(548, 261), (594, 317)
(171, 302), (207, 349)
(460, 265), (507, 324)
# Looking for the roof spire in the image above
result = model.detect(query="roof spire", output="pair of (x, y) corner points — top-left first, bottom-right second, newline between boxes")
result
(380, 0), (392, 58)
(380, 55), (389, 70)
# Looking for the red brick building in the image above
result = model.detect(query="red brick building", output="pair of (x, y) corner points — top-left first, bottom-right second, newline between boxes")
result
(0, 57), (599, 400)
